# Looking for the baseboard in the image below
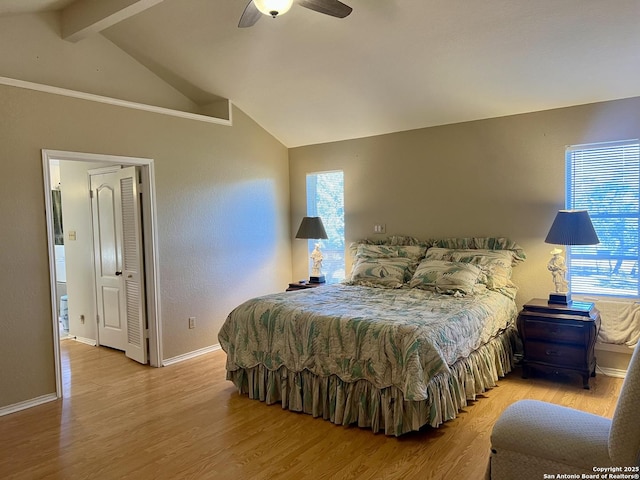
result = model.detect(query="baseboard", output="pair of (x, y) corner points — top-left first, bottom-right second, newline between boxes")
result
(0, 393), (58, 417)
(68, 336), (97, 346)
(162, 344), (222, 366)
(596, 365), (628, 378)
(596, 342), (636, 354)
(595, 342), (635, 378)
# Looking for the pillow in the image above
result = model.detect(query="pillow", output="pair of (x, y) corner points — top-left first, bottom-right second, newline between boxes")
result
(409, 259), (482, 295)
(428, 237), (526, 264)
(424, 247), (515, 290)
(355, 244), (427, 261)
(448, 249), (515, 289)
(348, 257), (415, 288)
(424, 247), (453, 261)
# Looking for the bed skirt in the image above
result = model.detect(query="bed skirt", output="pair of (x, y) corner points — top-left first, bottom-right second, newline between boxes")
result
(226, 327), (517, 436)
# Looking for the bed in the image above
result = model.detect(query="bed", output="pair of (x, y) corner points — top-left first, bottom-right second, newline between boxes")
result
(218, 236), (526, 436)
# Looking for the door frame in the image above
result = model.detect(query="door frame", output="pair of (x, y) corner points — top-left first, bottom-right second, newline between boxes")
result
(42, 150), (163, 398)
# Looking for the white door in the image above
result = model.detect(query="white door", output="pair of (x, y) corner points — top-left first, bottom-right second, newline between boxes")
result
(90, 166), (148, 364)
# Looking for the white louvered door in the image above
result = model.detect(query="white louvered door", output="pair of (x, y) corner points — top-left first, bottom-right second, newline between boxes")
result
(118, 167), (148, 364)
(90, 166), (147, 364)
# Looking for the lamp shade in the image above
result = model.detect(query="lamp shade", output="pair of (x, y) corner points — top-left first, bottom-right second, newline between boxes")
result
(544, 210), (600, 246)
(295, 216), (328, 240)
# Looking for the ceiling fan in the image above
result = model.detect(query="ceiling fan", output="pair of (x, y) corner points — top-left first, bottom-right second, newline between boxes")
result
(238, 0), (352, 28)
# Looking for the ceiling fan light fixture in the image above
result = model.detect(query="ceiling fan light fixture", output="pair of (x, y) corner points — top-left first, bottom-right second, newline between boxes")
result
(253, 0), (293, 18)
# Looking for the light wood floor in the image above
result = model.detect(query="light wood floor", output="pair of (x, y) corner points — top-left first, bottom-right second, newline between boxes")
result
(0, 340), (623, 480)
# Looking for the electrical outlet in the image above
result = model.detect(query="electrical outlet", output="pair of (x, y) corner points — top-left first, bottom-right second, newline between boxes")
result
(188, 317), (196, 329)
(373, 224), (386, 234)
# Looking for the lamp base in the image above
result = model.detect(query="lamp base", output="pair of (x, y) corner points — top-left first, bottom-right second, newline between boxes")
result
(549, 292), (571, 305)
(309, 275), (325, 284)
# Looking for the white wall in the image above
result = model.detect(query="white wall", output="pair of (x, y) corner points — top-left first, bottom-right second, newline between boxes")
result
(59, 160), (112, 341)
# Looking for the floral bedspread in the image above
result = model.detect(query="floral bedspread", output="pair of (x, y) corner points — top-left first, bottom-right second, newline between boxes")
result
(218, 284), (517, 401)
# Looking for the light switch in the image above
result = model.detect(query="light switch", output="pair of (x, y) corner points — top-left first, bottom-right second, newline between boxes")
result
(373, 224), (386, 234)
(68, 231), (77, 241)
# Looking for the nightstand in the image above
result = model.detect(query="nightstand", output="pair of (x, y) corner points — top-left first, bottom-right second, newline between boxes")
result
(517, 298), (601, 389)
(286, 282), (323, 292)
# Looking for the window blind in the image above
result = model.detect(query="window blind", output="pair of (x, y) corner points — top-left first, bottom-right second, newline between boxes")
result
(566, 140), (640, 296)
(306, 171), (345, 283)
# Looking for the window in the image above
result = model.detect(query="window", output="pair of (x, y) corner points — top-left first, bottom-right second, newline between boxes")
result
(566, 140), (640, 297)
(306, 171), (345, 283)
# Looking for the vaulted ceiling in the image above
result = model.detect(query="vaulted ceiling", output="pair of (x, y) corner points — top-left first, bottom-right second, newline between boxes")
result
(3, 0), (640, 147)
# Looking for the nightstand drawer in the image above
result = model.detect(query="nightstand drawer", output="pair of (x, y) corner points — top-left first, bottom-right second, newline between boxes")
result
(525, 340), (586, 369)
(521, 318), (586, 344)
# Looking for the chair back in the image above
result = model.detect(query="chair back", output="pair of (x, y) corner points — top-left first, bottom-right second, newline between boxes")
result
(609, 342), (640, 466)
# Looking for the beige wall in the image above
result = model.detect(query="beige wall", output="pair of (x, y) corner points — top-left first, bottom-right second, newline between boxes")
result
(0, 12), (198, 113)
(289, 96), (640, 308)
(0, 83), (290, 408)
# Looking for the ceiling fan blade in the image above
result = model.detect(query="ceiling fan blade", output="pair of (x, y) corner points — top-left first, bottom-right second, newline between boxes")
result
(297, 0), (352, 18)
(238, 1), (262, 28)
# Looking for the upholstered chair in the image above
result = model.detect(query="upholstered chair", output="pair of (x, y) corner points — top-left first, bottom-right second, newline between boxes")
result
(487, 342), (640, 478)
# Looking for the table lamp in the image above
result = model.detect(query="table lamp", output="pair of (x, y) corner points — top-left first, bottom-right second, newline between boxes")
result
(295, 216), (328, 283)
(544, 209), (600, 305)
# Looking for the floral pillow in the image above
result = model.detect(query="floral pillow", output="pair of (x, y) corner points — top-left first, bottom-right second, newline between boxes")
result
(355, 244), (427, 261)
(424, 247), (455, 261)
(424, 248), (515, 290)
(409, 259), (482, 295)
(347, 257), (415, 288)
(448, 249), (515, 289)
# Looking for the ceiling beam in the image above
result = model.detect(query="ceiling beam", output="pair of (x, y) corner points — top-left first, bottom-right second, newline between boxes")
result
(61, 0), (164, 42)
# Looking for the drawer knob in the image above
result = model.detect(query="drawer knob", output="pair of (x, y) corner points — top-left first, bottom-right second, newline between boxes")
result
(546, 349), (561, 356)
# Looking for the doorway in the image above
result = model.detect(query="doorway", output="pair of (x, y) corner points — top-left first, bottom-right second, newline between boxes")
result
(42, 150), (162, 399)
